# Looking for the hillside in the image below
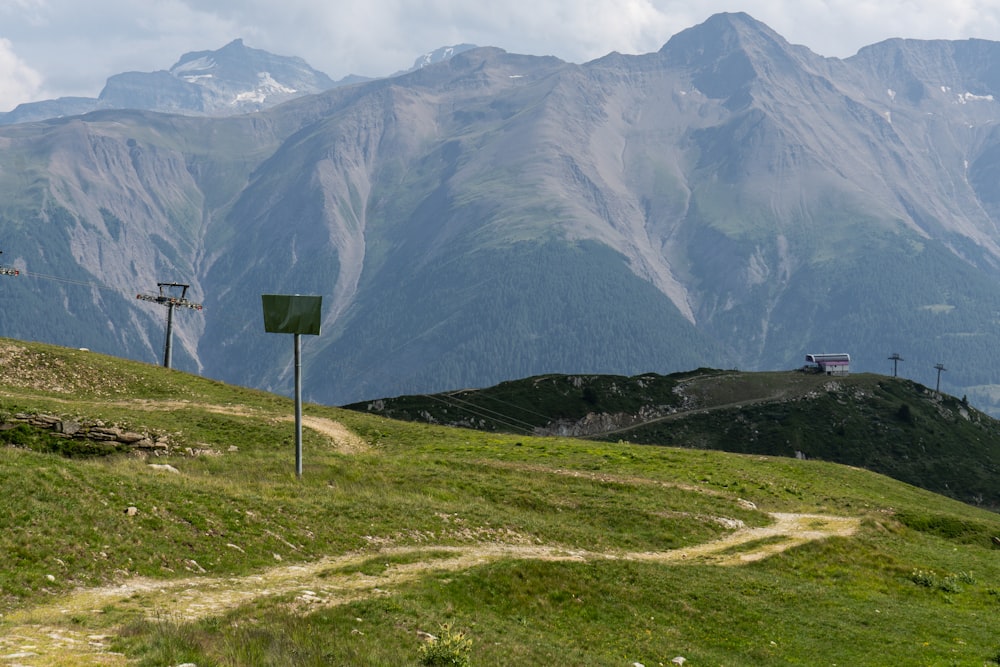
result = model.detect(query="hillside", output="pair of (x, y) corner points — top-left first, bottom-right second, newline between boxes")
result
(345, 369), (1000, 509)
(1, 338), (1000, 665)
(10, 14), (1000, 413)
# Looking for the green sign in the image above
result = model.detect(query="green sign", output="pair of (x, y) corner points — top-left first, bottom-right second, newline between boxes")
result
(262, 294), (323, 335)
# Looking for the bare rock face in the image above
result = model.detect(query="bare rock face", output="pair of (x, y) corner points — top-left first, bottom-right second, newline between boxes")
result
(100, 39), (340, 115)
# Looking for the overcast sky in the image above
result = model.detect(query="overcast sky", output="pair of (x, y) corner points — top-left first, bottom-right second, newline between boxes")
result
(2, 0), (1000, 112)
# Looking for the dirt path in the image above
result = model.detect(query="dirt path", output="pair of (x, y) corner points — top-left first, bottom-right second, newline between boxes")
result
(0, 512), (859, 666)
(0, 394), (368, 455)
(288, 415), (370, 453)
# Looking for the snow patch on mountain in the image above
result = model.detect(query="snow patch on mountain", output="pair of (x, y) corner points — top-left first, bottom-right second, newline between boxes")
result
(406, 44), (479, 73)
(958, 91), (994, 103)
(172, 56), (216, 76)
(233, 72), (298, 105)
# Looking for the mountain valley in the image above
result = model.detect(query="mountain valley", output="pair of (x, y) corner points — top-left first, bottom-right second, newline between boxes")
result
(3, 14), (1000, 413)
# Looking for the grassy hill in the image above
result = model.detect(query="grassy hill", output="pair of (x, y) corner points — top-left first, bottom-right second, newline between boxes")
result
(345, 369), (1000, 509)
(1, 338), (1000, 665)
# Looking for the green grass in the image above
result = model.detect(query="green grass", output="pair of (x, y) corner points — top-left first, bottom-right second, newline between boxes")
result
(1, 338), (1000, 665)
(349, 368), (1000, 509)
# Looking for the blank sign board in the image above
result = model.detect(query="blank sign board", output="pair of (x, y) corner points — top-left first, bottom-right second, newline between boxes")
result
(262, 294), (323, 335)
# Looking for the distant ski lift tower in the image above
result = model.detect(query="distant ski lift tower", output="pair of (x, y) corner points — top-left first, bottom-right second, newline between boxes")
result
(934, 363), (947, 393)
(136, 282), (203, 368)
(0, 250), (19, 276)
(888, 352), (904, 377)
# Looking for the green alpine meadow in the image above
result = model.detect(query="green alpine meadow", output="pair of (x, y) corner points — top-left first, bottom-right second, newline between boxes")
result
(1, 338), (1000, 665)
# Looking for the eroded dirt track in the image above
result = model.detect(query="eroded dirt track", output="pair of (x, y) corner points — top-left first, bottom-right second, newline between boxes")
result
(0, 513), (858, 666)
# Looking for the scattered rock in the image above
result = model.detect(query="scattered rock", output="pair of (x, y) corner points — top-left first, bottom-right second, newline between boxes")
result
(56, 420), (80, 435)
(184, 559), (206, 573)
(139, 439), (169, 450)
(89, 426), (122, 440)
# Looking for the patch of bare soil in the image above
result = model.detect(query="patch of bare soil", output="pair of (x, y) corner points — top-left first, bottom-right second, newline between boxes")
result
(0, 512), (859, 666)
(286, 415), (370, 454)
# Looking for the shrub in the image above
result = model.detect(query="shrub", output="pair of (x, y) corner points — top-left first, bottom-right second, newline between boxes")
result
(910, 569), (938, 588)
(909, 569), (975, 593)
(418, 624), (473, 667)
(0, 424), (34, 446)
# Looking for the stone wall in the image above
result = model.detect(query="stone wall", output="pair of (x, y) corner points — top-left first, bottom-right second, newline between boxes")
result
(2, 412), (171, 451)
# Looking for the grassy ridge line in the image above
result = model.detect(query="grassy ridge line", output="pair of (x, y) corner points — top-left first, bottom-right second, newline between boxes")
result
(346, 369), (1000, 508)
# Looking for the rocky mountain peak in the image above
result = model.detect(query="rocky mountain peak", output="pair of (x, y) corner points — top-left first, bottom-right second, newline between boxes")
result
(94, 38), (337, 114)
(659, 12), (814, 102)
(659, 12), (794, 63)
(168, 38), (334, 90)
(409, 44), (479, 71)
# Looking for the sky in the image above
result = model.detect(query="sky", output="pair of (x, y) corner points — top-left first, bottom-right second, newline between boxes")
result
(2, 0), (1000, 112)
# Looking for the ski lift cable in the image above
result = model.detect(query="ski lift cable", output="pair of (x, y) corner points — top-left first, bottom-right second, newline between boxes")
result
(429, 391), (539, 432)
(418, 392), (537, 436)
(17, 269), (130, 295)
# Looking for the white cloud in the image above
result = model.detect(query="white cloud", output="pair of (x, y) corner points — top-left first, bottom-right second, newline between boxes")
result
(0, 37), (42, 111)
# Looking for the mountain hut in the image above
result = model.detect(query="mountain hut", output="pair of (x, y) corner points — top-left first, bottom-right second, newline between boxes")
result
(804, 353), (850, 375)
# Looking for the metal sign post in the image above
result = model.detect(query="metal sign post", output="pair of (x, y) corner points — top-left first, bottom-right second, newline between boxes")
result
(262, 294), (322, 479)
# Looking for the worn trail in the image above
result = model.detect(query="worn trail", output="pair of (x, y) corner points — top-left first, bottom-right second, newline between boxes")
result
(0, 512), (858, 666)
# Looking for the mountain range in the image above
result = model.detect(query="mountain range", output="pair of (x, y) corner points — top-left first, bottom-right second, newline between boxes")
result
(0, 40), (477, 123)
(3, 13), (1000, 412)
